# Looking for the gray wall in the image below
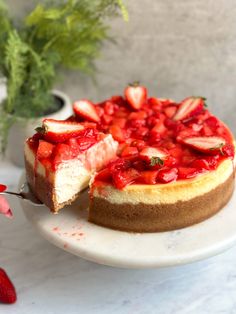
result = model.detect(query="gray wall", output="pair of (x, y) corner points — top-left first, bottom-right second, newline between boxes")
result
(7, 0), (236, 132)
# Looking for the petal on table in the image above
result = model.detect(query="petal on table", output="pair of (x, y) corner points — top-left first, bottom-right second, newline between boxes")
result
(0, 195), (13, 218)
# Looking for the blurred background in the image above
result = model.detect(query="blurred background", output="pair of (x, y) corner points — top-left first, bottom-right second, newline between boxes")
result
(7, 0), (236, 132)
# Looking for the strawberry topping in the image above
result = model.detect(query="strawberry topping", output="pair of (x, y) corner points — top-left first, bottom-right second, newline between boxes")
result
(29, 84), (235, 189)
(73, 100), (100, 123)
(173, 97), (205, 121)
(112, 168), (140, 189)
(181, 136), (226, 154)
(157, 167), (178, 183)
(125, 82), (147, 110)
(37, 119), (85, 143)
(37, 141), (55, 160)
(140, 147), (168, 163)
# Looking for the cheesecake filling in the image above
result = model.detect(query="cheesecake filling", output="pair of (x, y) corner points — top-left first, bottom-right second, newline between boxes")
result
(93, 158), (235, 205)
(25, 134), (118, 205)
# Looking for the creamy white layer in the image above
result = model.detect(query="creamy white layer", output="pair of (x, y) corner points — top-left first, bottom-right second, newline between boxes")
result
(25, 134), (118, 205)
(93, 158), (235, 204)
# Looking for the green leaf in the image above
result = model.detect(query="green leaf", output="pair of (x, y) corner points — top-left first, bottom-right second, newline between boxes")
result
(150, 157), (164, 167)
(0, 0), (127, 153)
(116, 0), (129, 21)
(4, 30), (29, 113)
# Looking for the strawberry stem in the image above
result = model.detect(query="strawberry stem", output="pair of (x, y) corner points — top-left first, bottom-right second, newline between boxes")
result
(209, 142), (225, 154)
(129, 81), (140, 87)
(35, 126), (45, 134)
(150, 157), (164, 167)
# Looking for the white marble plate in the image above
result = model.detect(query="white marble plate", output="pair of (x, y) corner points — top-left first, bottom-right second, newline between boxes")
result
(19, 174), (236, 269)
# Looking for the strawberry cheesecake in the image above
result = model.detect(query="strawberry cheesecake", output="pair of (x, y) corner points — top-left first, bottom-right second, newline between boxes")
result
(25, 119), (118, 212)
(24, 83), (235, 232)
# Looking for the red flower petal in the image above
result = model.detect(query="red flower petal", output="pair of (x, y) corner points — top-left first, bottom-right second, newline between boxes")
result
(0, 196), (13, 218)
(0, 184), (7, 192)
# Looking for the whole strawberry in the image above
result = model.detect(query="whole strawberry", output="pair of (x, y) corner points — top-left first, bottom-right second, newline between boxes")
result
(0, 268), (17, 304)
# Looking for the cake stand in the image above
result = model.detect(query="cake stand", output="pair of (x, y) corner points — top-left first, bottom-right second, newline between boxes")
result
(19, 174), (236, 269)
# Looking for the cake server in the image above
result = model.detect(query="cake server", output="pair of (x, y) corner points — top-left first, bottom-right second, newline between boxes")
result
(0, 182), (43, 206)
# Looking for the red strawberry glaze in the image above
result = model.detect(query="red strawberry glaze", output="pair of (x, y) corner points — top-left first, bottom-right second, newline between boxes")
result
(28, 86), (235, 190)
(91, 88), (235, 190)
(27, 124), (100, 176)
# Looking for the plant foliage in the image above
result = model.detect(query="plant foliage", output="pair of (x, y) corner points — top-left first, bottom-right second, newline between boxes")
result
(0, 0), (128, 153)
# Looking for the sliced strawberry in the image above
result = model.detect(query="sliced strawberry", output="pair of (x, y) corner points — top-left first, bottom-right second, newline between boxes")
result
(128, 111), (148, 120)
(147, 116), (160, 127)
(95, 106), (104, 118)
(101, 114), (113, 125)
(112, 118), (126, 128)
(114, 107), (130, 118)
(178, 167), (198, 179)
(77, 137), (97, 152)
(181, 155), (196, 165)
(221, 143), (235, 158)
(204, 155), (220, 169)
(95, 168), (112, 182)
(148, 131), (161, 145)
(139, 170), (159, 184)
(190, 123), (203, 132)
(176, 127), (201, 142)
(128, 118), (146, 128)
(205, 116), (220, 130)
(37, 141), (55, 160)
(66, 137), (80, 151)
(110, 95), (127, 107)
(182, 136), (226, 154)
(132, 127), (149, 140)
(201, 125), (213, 136)
(151, 120), (167, 135)
(164, 156), (178, 167)
(37, 119), (85, 143)
(159, 98), (176, 106)
(121, 147), (139, 157)
(104, 101), (115, 115)
(0, 184), (7, 193)
(112, 168), (140, 189)
(73, 100), (100, 123)
(52, 144), (73, 169)
(131, 140), (146, 151)
(173, 97), (205, 121)
(140, 147), (168, 163)
(190, 159), (210, 171)
(148, 97), (162, 111)
(157, 168), (178, 183)
(124, 83), (147, 110)
(108, 158), (132, 172)
(117, 143), (128, 155)
(164, 106), (177, 118)
(0, 268), (17, 304)
(169, 146), (183, 159)
(109, 125), (125, 142)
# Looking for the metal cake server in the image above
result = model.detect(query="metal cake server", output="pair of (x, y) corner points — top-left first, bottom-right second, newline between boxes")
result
(0, 182), (43, 206)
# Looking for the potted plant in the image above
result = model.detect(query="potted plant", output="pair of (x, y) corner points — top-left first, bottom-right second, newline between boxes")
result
(0, 0), (128, 166)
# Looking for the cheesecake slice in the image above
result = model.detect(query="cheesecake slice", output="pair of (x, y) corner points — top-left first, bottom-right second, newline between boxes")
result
(24, 119), (118, 212)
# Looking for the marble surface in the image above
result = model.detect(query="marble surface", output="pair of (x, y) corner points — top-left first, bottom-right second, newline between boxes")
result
(0, 160), (236, 313)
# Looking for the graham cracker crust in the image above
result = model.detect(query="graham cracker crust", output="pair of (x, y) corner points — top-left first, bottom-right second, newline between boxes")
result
(89, 173), (235, 232)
